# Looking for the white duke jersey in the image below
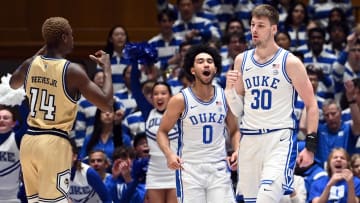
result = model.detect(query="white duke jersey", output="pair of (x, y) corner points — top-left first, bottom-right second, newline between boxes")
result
(0, 132), (20, 202)
(69, 163), (100, 203)
(146, 109), (178, 189)
(146, 108), (178, 157)
(240, 48), (296, 135)
(179, 86), (228, 164)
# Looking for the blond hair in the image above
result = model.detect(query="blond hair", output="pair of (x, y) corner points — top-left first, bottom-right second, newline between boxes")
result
(252, 4), (279, 25)
(42, 17), (71, 47)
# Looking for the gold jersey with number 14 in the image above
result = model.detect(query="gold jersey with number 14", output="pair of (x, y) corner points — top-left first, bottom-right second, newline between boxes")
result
(25, 55), (78, 134)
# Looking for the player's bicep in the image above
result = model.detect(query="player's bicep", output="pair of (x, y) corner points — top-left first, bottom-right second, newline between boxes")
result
(159, 94), (184, 133)
(68, 64), (110, 109)
(286, 55), (314, 104)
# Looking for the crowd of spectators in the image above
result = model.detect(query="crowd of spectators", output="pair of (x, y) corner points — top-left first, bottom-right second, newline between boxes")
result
(2, 0), (360, 202)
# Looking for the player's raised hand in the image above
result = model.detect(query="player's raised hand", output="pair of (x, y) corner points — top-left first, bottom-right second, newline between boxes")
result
(89, 50), (110, 70)
(225, 70), (240, 89)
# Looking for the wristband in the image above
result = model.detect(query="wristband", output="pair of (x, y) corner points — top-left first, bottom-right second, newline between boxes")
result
(224, 88), (244, 118)
(305, 133), (317, 153)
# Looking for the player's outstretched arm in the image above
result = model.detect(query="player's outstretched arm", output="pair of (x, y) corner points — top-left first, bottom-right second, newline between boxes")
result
(286, 54), (319, 137)
(157, 93), (184, 170)
(287, 54), (319, 167)
(68, 50), (114, 113)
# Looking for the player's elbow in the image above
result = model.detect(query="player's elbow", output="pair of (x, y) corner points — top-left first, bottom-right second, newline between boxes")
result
(9, 76), (22, 89)
(98, 100), (114, 113)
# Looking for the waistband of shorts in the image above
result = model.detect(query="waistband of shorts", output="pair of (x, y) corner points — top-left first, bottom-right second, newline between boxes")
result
(184, 159), (227, 165)
(26, 126), (70, 141)
(240, 127), (293, 135)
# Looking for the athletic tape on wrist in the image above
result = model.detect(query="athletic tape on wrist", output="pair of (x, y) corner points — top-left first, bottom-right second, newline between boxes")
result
(224, 88), (243, 118)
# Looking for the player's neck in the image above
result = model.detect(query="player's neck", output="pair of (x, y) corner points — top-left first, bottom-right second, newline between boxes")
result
(254, 43), (280, 63)
(191, 84), (214, 102)
(45, 49), (65, 59)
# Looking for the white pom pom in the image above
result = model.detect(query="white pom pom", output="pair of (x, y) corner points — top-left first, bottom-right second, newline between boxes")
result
(0, 73), (26, 106)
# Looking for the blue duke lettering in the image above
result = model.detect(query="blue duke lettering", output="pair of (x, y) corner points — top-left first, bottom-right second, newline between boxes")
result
(189, 113), (225, 125)
(244, 76), (280, 89)
(0, 151), (16, 162)
(148, 117), (161, 129)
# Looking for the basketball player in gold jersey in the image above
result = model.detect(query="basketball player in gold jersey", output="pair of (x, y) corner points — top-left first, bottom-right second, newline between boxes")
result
(10, 17), (114, 203)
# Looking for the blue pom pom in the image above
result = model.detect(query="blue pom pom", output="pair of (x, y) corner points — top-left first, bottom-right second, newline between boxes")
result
(123, 42), (158, 65)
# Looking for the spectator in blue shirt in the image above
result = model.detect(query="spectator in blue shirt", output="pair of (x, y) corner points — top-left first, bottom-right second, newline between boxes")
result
(79, 103), (123, 163)
(315, 80), (360, 167)
(309, 147), (360, 203)
(105, 147), (147, 203)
